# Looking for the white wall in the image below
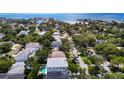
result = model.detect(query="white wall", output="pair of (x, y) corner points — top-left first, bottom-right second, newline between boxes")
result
(47, 67), (68, 74)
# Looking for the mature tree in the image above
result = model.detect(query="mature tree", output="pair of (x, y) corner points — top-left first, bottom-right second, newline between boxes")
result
(38, 32), (54, 47)
(105, 73), (124, 79)
(110, 56), (124, 72)
(82, 57), (92, 65)
(25, 57), (40, 79)
(68, 59), (78, 73)
(119, 48), (124, 56)
(95, 42), (119, 58)
(35, 48), (50, 64)
(73, 33), (96, 47)
(89, 55), (104, 65)
(88, 65), (105, 76)
(29, 26), (36, 32)
(25, 33), (40, 43)
(0, 55), (15, 73)
(3, 34), (13, 41)
(27, 63), (40, 79)
(60, 38), (71, 52)
(0, 42), (13, 54)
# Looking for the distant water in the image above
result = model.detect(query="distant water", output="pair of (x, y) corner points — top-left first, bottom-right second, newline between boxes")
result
(0, 13), (124, 23)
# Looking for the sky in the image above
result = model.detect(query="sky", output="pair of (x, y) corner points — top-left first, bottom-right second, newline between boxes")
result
(0, 0), (124, 13)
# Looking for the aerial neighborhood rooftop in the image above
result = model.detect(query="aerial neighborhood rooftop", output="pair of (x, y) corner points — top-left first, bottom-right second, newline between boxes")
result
(0, 15), (124, 79)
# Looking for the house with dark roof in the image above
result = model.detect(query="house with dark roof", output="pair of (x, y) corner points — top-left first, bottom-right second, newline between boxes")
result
(51, 41), (62, 48)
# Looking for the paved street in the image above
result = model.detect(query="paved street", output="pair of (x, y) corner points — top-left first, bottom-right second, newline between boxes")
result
(71, 46), (89, 75)
(67, 36), (89, 75)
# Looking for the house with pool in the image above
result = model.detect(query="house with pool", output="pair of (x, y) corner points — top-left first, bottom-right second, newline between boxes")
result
(46, 50), (68, 79)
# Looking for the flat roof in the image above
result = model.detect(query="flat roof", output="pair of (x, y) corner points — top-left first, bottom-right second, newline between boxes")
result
(47, 58), (68, 68)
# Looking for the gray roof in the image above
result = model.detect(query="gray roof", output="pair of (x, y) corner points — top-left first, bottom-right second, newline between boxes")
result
(25, 43), (40, 49)
(15, 48), (37, 62)
(0, 33), (5, 39)
(18, 30), (29, 35)
(6, 62), (25, 79)
(51, 41), (62, 48)
(47, 58), (68, 68)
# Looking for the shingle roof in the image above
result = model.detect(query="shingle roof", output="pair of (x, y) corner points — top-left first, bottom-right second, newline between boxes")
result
(25, 43), (40, 49)
(49, 50), (66, 58)
(51, 41), (62, 48)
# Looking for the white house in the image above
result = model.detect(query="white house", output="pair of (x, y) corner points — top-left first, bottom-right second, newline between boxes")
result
(46, 50), (68, 79)
(46, 58), (68, 79)
(15, 48), (33, 62)
(47, 58), (68, 73)
(52, 31), (61, 41)
(18, 30), (30, 36)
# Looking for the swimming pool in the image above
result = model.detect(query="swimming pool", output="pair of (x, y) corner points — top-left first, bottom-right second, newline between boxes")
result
(39, 67), (47, 75)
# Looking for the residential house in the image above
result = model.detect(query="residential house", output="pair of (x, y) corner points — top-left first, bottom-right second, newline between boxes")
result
(51, 41), (62, 48)
(25, 42), (40, 50)
(18, 30), (30, 36)
(52, 31), (61, 41)
(0, 33), (5, 39)
(6, 62), (25, 79)
(8, 44), (22, 57)
(15, 48), (35, 62)
(46, 50), (68, 79)
(38, 31), (46, 37)
(15, 43), (40, 62)
(96, 39), (105, 44)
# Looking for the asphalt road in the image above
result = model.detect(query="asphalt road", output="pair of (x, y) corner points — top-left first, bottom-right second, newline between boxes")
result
(68, 36), (89, 75)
